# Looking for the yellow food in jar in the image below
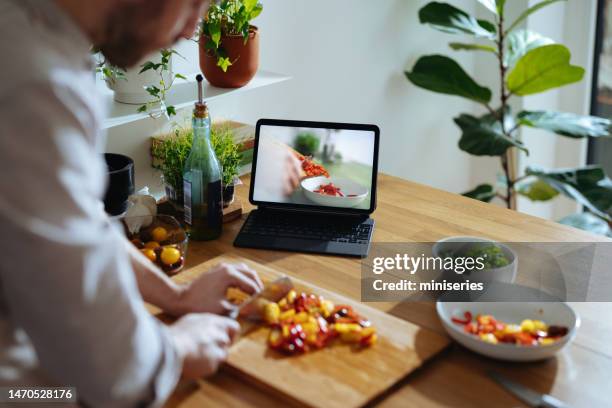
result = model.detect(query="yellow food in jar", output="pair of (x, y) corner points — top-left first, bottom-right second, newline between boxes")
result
(151, 227), (169, 242)
(140, 248), (157, 262)
(160, 247), (181, 265)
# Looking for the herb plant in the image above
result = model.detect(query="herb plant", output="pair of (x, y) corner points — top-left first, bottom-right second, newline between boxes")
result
(199, 0), (263, 72)
(152, 124), (243, 203)
(211, 125), (243, 186)
(405, 1), (612, 234)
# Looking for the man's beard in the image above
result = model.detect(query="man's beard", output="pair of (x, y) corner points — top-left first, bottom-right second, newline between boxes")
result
(96, 1), (167, 69)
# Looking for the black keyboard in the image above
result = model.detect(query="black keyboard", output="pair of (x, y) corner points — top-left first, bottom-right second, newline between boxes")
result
(234, 209), (374, 257)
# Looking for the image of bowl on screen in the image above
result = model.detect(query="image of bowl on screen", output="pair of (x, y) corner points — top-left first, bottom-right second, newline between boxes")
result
(301, 176), (368, 208)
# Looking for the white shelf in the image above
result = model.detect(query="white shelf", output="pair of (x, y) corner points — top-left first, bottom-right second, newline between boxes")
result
(100, 70), (291, 130)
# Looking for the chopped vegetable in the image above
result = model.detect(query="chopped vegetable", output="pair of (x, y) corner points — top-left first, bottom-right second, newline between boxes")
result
(453, 312), (568, 346)
(294, 152), (329, 178)
(263, 290), (376, 355)
(314, 182), (344, 197)
(451, 311), (472, 325)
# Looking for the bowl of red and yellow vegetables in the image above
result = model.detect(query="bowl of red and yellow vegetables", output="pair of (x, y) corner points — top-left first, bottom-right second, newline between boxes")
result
(437, 287), (579, 362)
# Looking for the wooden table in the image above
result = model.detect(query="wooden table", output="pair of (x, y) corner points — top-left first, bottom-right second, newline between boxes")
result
(165, 174), (612, 408)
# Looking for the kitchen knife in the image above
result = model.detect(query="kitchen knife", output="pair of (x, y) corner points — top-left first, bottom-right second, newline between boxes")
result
(229, 276), (293, 321)
(488, 371), (571, 408)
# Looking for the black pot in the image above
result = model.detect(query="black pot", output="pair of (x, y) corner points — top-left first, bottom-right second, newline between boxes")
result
(103, 153), (135, 216)
(222, 184), (235, 208)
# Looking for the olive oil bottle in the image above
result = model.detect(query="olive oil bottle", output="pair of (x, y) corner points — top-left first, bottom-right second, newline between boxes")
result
(183, 75), (223, 240)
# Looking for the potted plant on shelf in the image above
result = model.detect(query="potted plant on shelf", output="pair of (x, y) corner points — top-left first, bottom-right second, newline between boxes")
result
(404, 0), (612, 236)
(95, 49), (183, 118)
(151, 124), (243, 209)
(198, 0), (263, 88)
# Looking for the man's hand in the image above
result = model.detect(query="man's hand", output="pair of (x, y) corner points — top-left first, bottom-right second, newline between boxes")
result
(174, 262), (263, 316)
(169, 313), (240, 379)
(283, 151), (301, 196)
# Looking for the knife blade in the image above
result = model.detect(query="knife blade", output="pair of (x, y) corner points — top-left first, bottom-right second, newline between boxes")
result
(488, 371), (571, 408)
(229, 276), (293, 321)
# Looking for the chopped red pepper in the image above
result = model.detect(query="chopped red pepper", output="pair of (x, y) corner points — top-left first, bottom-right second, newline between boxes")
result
(451, 311), (472, 325)
(314, 182), (344, 197)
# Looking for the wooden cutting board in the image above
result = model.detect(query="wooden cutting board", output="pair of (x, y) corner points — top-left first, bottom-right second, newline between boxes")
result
(170, 255), (450, 408)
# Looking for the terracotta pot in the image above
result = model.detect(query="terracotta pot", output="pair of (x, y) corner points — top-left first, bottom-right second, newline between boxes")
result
(199, 26), (259, 88)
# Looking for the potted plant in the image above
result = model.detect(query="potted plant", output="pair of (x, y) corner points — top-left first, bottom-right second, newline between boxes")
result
(151, 124), (243, 209)
(198, 0), (263, 88)
(151, 126), (192, 210)
(95, 49), (183, 118)
(405, 1), (612, 235)
(212, 125), (243, 206)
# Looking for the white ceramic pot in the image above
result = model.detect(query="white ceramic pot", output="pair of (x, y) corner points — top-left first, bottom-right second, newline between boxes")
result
(105, 52), (173, 105)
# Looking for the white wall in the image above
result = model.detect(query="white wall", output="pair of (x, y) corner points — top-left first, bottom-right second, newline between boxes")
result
(105, 0), (597, 223)
(159, 0), (485, 193)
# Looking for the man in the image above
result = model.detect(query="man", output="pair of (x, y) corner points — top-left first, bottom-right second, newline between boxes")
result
(0, 0), (264, 406)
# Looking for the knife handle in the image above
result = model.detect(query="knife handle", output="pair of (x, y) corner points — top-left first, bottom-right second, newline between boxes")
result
(539, 394), (571, 408)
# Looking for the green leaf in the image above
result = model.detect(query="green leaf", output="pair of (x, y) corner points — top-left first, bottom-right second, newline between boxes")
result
(166, 106), (177, 117)
(204, 39), (217, 50)
(496, 0), (507, 15)
(145, 85), (160, 97)
(507, 44), (585, 96)
(139, 61), (157, 74)
(405, 55), (492, 104)
(243, 0), (258, 11)
(505, 29), (554, 68)
(526, 166), (612, 220)
(463, 184), (496, 202)
(418, 2), (496, 39)
(559, 213), (610, 236)
(449, 42), (497, 53)
(517, 178), (559, 201)
(137, 105), (148, 113)
(174, 73), (187, 80)
(454, 110), (528, 156)
(250, 4), (263, 20)
(209, 22), (221, 47)
(506, 0), (566, 33)
(517, 111), (612, 138)
(217, 56), (233, 72)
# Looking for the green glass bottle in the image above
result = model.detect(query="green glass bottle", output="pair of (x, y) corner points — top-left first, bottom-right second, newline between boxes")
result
(183, 75), (223, 240)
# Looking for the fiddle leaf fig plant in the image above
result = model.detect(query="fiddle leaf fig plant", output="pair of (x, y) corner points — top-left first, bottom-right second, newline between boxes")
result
(405, 0), (612, 235)
(199, 0), (263, 72)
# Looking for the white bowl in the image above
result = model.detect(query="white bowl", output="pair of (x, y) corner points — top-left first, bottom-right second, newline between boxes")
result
(301, 176), (368, 208)
(437, 284), (579, 362)
(432, 236), (517, 284)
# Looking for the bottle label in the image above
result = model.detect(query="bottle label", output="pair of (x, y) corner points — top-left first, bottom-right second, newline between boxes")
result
(183, 178), (192, 225)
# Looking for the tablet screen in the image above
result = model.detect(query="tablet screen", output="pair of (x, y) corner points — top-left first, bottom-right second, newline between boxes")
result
(251, 121), (378, 213)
